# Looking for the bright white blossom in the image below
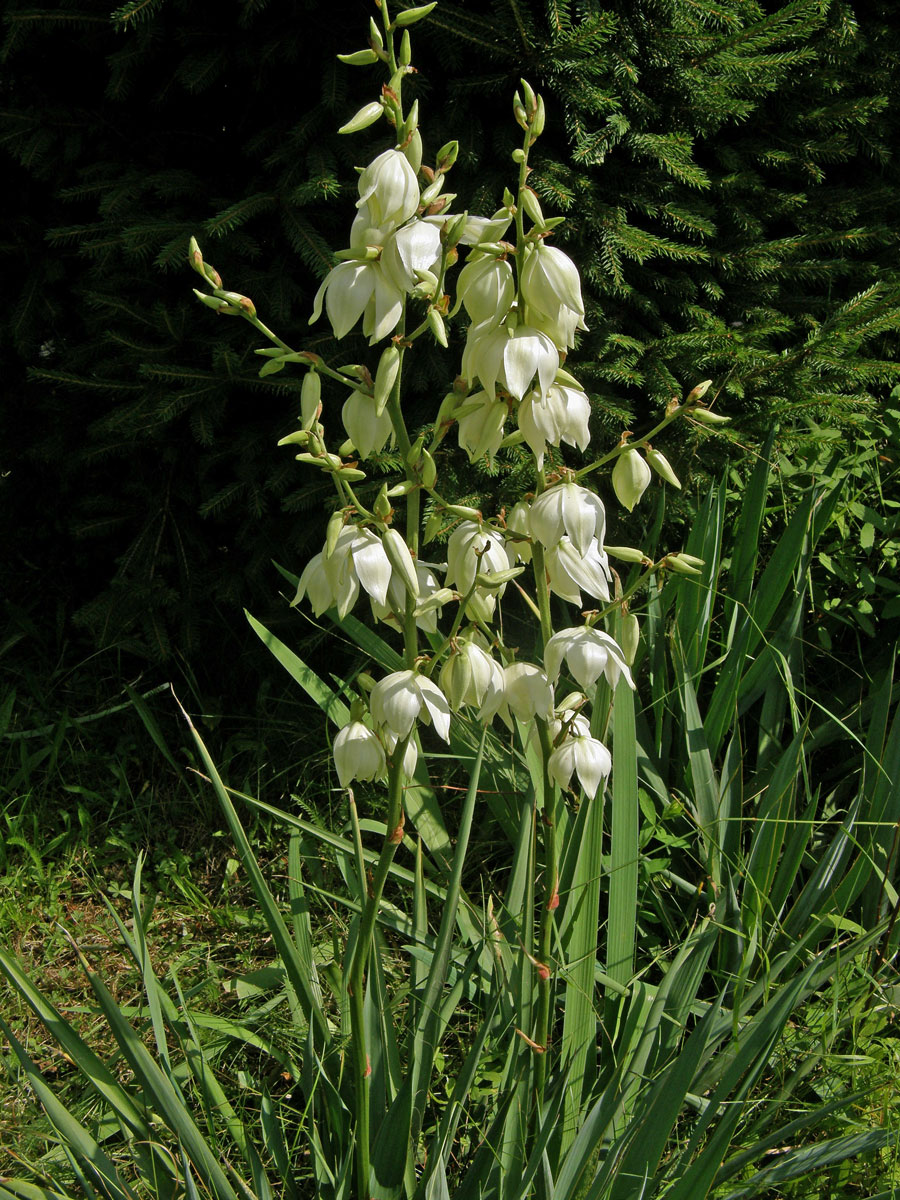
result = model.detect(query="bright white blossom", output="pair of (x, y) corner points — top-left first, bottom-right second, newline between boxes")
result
(462, 323), (559, 403)
(457, 391), (508, 463)
(356, 149), (420, 232)
(458, 210), (514, 246)
(381, 220), (441, 293)
(519, 242), (587, 351)
(517, 383), (591, 468)
(292, 526), (395, 619)
(502, 662), (554, 722)
(446, 521), (513, 595)
(342, 391), (393, 459)
(371, 560), (448, 634)
(456, 255), (515, 327)
(544, 627), (635, 692)
(530, 482), (607, 558)
(333, 721), (387, 788)
(370, 670), (451, 742)
(440, 640), (506, 718)
(381, 725), (419, 777)
(545, 537), (611, 606)
(548, 732), (611, 799)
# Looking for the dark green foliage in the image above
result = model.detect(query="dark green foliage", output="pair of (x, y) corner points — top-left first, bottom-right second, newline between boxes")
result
(2, 0), (898, 695)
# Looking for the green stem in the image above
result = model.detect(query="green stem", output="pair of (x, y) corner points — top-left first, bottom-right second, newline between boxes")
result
(533, 718), (558, 1098)
(347, 743), (409, 1200)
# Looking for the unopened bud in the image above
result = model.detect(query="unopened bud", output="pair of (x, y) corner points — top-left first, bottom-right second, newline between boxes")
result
(512, 148), (526, 163)
(406, 433), (426, 467)
(419, 447), (437, 488)
(619, 614), (640, 667)
(446, 504), (482, 521)
(325, 510), (345, 559)
(427, 308), (448, 347)
(394, 1), (437, 26)
(436, 140), (459, 171)
(399, 29), (412, 65)
(475, 565), (524, 591)
(531, 95), (545, 138)
(386, 479), (418, 497)
(383, 528), (419, 599)
(605, 545), (648, 563)
(645, 447), (681, 489)
(690, 406), (730, 426)
(686, 379), (713, 404)
(442, 211), (468, 249)
(337, 466), (367, 481)
(338, 100), (383, 135)
(521, 188), (545, 228)
(423, 509), (443, 544)
(404, 127), (423, 173)
(520, 79), (536, 114)
(337, 48), (379, 65)
(301, 371), (322, 429)
(374, 345), (401, 416)
(420, 175), (444, 207)
(193, 289), (230, 313)
(374, 485), (392, 519)
(666, 553), (705, 577)
(612, 448), (652, 512)
(368, 17), (383, 50)
(277, 430), (310, 447)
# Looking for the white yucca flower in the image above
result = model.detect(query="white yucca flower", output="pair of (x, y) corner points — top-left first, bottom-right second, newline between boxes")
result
(342, 391), (393, 459)
(611, 447), (652, 512)
(530, 482), (607, 557)
(544, 627), (635, 692)
(544, 537), (612, 606)
(446, 521), (513, 595)
(502, 661), (554, 722)
(440, 639), (506, 719)
(548, 732), (611, 799)
(456, 255), (515, 326)
(292, 526), (394, 620)
(517, 383), (590, 468)
(333, 721), (387, 788)
(461, 322), (559, 403)
(370, 670), (451, 742)
(519, 242), (587, 351)
(370, 560), (448, 634)
(356, 148), (420, 231)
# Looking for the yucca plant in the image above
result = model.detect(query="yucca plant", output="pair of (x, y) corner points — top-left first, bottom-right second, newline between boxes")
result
(2, 3), (899, 1199)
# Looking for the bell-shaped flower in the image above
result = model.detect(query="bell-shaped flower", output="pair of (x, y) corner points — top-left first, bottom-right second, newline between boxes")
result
(292, 550), (347, 617)
(446, 521), (513, 595)
(545, 537), (612, 606)
(360, 262), (406, 345)
(503, 662), (554, 722)
(548, 732), (611, 799)
(333, 721), (387, 788)
(612, 448), (652, 512)
(309, 259), (379, 340)
(440, 639), (505, 719)
(342, 391), (393, 459)
(327, 527), (393, 610)
(544, 627), (635, 692)
(456, 255), (515, 327)
(381, 219), (441, 294)
(530, 482), (607, 558)
(457, 391), (508, 464)
(462, 322), (559, 403)
(518, 383), (591, 468)
(356, 148), (420, 232)
(370, 669), (451, 742)
(519, 242), (587, 351)
(381, 725), (419, 777)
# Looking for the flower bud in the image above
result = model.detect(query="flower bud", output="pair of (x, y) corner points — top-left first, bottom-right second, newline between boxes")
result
(531, 95), (546, 138)
(686, 379), (713, 404)
(604, 545), (648, 563)
(192, 289), (230, 313)
(512, 148), (526, 164)
(338, 100), (384, 135)
(406, 433), (426, 467)
(436, 140), (459, 171)
(374, 345), (401, 416)
(374, 485), (392, 520)
(619, 614), (640, 667)
(419, 448), (437, 488)
(690, 407), (730, 426)
(394, 1), (437, 26)
(325, 510), (345, 560)
(337, 48), (379, 65)
(399, 29), (412, 66)
(420, 175), (444, 207)
(301, 371), (322, 429)
(382, 527), (420, 599)
(521, 188), (545, 229)
(277, 430), (309, 447)
(645, 447), (681, 489)
(666, 553), (705, 576)
(427, 308), (448, 347)
(611, 448), (652, 512)
(404, 128), (423, 173)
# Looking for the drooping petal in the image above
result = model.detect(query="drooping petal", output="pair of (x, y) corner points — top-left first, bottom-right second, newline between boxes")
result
(323, 261), (377, 339)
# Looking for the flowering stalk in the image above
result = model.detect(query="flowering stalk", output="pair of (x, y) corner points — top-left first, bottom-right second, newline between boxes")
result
(188, 4), (725, 1189)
